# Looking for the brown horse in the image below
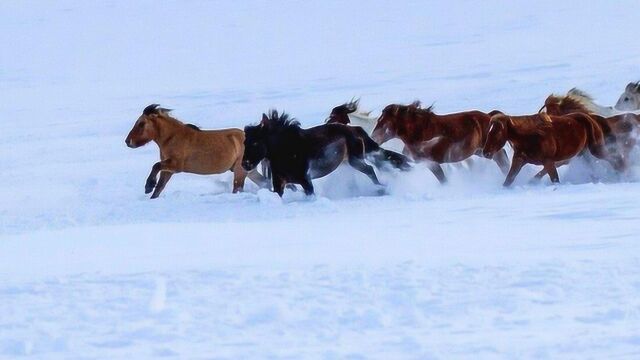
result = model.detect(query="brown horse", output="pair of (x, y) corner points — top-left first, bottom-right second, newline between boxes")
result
(125, 104), (267, 198)
(482, 113), (623, 186)
(540, 93), (639, 170)
(371, 102), (510, 182)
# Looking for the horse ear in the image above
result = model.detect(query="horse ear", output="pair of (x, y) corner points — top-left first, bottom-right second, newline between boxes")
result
(261, 113), (269, 127)
(626, 82), (637, 92)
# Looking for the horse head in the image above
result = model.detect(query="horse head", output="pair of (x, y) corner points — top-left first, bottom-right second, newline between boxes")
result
(615, 81), (640, 111)
(326, 98), (359, 125)
(125, 104), (172, 148)
(483, 115), (510, 158)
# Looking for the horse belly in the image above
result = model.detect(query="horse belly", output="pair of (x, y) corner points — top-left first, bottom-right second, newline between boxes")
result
(185, 149), (238, 175)
(308, 141), (347, 179)
(552, 129), (587, 161)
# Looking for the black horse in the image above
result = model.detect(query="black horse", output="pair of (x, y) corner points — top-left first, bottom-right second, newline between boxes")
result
(242, 110), (406, 196)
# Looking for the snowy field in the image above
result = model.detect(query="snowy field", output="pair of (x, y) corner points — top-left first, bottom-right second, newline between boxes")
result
(2, 0), (640, 358)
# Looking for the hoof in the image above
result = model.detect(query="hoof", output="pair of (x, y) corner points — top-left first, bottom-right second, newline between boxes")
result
(285, 184), (298, 192)
(145, 181), (156, 194)
(150, 193), (159, 199)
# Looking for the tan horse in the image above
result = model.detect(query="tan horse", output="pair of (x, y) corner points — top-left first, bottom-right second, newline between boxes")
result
(125, 104), (267, 198)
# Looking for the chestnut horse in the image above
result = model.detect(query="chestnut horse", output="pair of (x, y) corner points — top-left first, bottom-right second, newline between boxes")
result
(371, 102), (510, 183)
(125, 104), (267, 198)
(540, 93), (639, 170)
(482, 113), (623, 186)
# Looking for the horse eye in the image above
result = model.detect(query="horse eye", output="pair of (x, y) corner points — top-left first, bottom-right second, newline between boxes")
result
(138, 122), (145, 128)
(625, 97), (630, 101)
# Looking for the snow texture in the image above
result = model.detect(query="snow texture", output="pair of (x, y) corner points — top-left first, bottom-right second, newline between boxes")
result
(2, 0), (640, 358)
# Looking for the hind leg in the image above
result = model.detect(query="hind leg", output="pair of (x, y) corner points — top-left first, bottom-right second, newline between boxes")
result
(348, 156), (382, 185)
(272, 174), (286, 197)
(231, 160), (248, 193)
(544, 161), (560, 183)
(300, 174), (315, 196)
(428, 162), (447, 184)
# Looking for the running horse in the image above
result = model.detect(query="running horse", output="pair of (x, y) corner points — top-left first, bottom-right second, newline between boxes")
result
(540, 92), (640, 171)
(242, 110), (401, 196)
(482, 113), (624, 186)
(125, 104), (267, 198)
(371, 101), (510, 183)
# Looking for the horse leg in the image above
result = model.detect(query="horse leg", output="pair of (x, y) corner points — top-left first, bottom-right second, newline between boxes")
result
(146, 159), (178, 195)
(428, 162), (447, 184)
(246, 170), (270, 189)
(300, 174), (315, 196)
(348, 156), (382, 185)
(272, 174), (286, 197)
(145, 162), (163, 194)
(150, 172), (173, 199)
(231, 161), (247, 193)
(343, 131), (382, 185)
(503, 156), (525, 187)
(544, 161), (560, 183)
(492, 149), (510, 175)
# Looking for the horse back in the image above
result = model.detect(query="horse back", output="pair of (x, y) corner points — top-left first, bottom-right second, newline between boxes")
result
(180, 128), (245, 174)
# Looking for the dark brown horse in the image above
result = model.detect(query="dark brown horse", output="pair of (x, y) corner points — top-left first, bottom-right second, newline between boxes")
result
(125, 104), (267, 198)
(482, 113), (623, 186)
(371, 102), (509, 182)
(540, 93), (639, 170)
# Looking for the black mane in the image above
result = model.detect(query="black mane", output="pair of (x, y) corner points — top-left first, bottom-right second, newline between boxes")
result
(264, 109), (300, 131)
(143, 103), (173, 115)
(331, 98), (359, 115)
(185, 123), (201, 131)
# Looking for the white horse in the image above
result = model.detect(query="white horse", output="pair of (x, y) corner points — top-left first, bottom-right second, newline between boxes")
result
(614, 81), (640, 112)
(567, 86), (640, 116)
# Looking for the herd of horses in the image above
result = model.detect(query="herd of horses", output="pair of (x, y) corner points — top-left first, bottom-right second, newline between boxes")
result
(125, 82), (640, 198)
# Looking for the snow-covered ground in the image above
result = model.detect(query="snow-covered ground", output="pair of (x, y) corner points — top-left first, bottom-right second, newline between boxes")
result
(2, 0), (640, 358)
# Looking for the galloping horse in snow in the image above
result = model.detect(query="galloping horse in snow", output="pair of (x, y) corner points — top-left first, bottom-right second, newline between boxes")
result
(371, 101), (510, 183)
(125, 104), (267, 198)
(483, 113), (624, 186)
(540, 92), (640, 172)
(242, 110), (388, 196)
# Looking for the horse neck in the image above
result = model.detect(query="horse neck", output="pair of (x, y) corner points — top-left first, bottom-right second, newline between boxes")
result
(152, 116), (186, 147)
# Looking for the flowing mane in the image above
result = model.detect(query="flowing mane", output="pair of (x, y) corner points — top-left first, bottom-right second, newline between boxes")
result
(542, 92), (593, 115)
(143, 104), (201, 130)
(264, 109), (301, 131)
(331, 99), (359, 116)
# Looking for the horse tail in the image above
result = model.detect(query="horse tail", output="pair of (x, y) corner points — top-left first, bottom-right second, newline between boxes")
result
(573, 113), (606, 158)
(341, 127), (367, 160)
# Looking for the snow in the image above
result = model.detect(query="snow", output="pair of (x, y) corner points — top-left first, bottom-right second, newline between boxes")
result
(2, 0), (640, 358)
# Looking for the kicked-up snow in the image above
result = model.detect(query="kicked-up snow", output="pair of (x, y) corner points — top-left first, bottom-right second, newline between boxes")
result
(2, 0), (640, 358)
